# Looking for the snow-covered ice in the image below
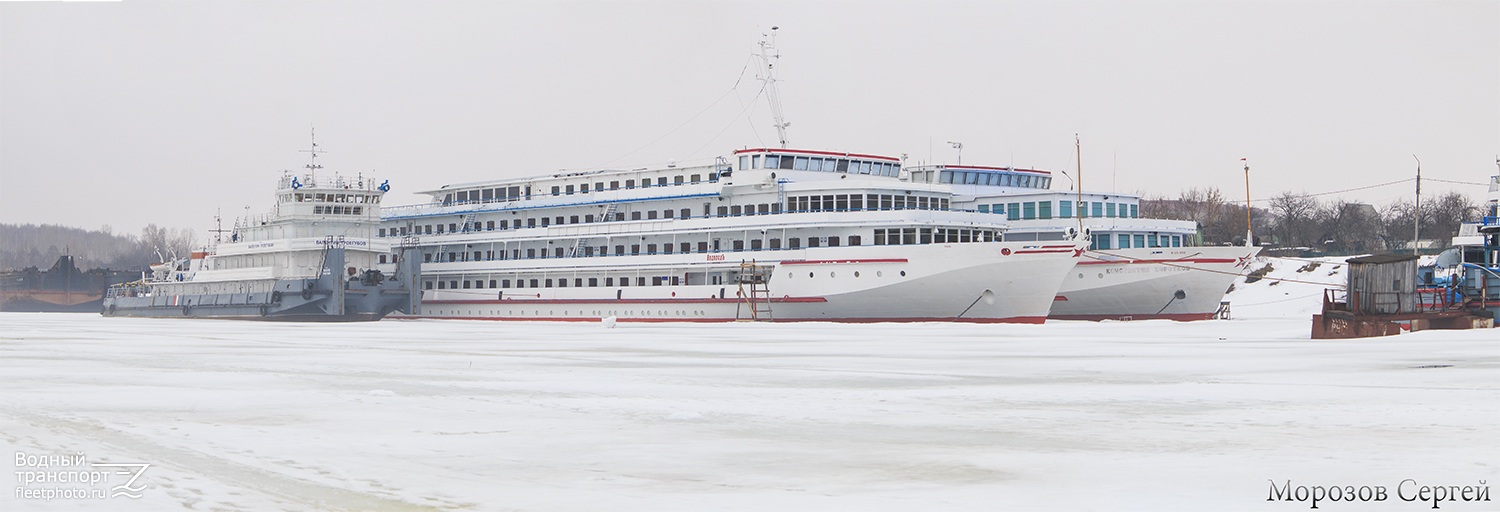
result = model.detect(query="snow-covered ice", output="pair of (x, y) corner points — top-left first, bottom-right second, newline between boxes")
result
(3, 258), (1496, 510)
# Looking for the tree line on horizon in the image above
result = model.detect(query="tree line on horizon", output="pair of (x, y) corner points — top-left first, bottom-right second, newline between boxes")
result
(0, 223), (198, 271)
(1140, 188), (1481, 254)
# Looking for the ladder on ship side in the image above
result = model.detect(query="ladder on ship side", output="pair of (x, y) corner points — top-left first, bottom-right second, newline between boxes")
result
(568, 203), (619, 257)
(734, 260), (774, 321)
(460, 213), (480, 233)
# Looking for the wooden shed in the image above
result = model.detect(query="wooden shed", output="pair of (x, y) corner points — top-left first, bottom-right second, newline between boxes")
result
(1345, 253), (1418, 315)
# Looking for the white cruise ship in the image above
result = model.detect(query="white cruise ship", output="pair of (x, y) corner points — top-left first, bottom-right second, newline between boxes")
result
(378, 148), (1085, 323)
(907, 163), (1261, 320)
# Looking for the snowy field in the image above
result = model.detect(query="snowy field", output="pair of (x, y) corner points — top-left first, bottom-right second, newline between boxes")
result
(3, 258), (1497, 511)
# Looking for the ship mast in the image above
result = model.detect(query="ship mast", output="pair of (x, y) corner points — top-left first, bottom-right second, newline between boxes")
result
(757, 26), (790, 148)
(300, 126), (325, 185)
(1075, 134), (1084, 239)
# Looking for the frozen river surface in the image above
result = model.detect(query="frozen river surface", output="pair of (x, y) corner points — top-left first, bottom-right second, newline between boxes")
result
(3, 313), (1496, 511)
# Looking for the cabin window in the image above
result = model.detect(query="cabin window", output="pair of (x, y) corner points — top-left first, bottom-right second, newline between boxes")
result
(551, 186), (560, 196)
(580, 183), (589, 193)
(630, 244), (640, 255)
(697, 241), (708, 253)
(764, 155), (780, 168)
(662, 243), (673, 254)
(631, 211), (642, 220)
(769, 238), (781, 250)
(545, 279), (553, 288)
(647, 244), (657, 254)
(626, 179), (636, 189)
(615, 245), (625, 256)
(690, 174), (701, 183)
(674, 175), (684, 185)
(554, 248), (564, 258)
(716, 206), (728, 217)
(570, 215), (580, 224)
(1119, 234), (1132, 249)
(648, 211), (658, 220)
(558, 279), (567, 288)
(731, 205), (742, 216)
(610, 181), (620, 190)
(438, 281), (446, 289)
(664, 209), (674, 219)
(657, 177), (667, 186)
(681, 242), (692, 253)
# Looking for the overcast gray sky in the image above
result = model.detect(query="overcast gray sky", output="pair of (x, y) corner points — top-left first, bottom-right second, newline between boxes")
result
(2, 1), (1496, 237)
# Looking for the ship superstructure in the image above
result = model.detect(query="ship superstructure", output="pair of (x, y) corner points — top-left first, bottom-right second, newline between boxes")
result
(910, 161), (1260, 321)
(103, 134), (421, 321)
(378, 147), (1084, 322)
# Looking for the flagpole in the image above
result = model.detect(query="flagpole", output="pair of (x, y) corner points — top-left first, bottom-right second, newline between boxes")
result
(1243, 158), (1252, 247)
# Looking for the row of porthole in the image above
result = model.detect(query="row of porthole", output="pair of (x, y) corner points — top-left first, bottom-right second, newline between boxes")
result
(791, 270), (908, 279)
(434, 310), (710, 317)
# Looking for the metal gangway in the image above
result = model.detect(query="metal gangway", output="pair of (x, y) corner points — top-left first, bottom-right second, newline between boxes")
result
(734, 260), (774, 321)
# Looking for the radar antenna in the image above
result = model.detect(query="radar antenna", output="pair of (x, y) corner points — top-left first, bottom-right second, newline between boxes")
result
(299, 126), (325, 183)
(756, 26), (790, 148)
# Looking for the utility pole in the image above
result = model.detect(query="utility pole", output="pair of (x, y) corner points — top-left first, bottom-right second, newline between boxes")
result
(1413, 155), (1421, 255)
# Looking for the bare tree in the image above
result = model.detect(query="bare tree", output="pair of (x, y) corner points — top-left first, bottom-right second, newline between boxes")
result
(1268, 192), (1321, 248)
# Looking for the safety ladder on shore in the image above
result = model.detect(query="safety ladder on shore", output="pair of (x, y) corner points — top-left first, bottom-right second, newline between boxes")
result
(734, 260), (774, 321)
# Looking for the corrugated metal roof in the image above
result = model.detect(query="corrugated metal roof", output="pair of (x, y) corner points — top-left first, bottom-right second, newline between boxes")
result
(1346, 253), (1419, 265)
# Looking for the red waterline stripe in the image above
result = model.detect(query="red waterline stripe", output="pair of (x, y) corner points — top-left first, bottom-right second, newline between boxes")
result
(1076, 258), (1239, 266)
(732, 147), (901, 162)
(779, 258), (909, 265)
(1013, 249), (1076, 254)
(943, 164), (1051, 175)
(1048, 313), (1216, 322)
(400, 315), (1049, 324)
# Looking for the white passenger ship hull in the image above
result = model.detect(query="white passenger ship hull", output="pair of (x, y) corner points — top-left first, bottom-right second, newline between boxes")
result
(1049, 246), (1261, 321)
(408, 241), (1082, 323)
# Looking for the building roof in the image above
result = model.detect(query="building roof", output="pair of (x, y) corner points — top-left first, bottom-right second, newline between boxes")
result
(1346, 253), (1419, 265)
